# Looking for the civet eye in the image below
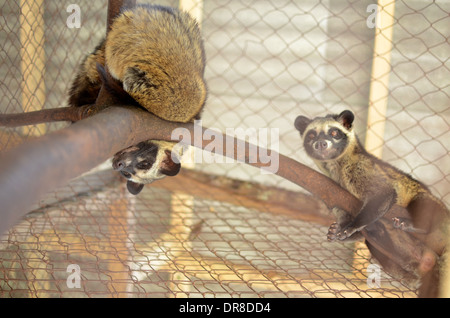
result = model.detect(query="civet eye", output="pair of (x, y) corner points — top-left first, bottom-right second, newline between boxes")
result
(329, 128), (341, 139)
(136, 161), (151, 170)
(306, 130), (316, 140)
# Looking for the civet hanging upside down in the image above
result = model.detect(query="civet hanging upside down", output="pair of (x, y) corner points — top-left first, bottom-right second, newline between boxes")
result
(69, 4), (207, 194)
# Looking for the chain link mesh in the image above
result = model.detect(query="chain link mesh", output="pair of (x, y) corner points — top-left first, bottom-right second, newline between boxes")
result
(0, 0), (448, 297)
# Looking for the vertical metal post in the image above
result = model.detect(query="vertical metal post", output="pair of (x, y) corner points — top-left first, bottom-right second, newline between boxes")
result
(364, 0), (396, 158)
(20, 0), (46, 136)
(179, 0), (204, 27)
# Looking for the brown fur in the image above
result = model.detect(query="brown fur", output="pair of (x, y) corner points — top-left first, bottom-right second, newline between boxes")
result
(69, 5), (206, 122)
(68, 39), (105, 107)
(68, 4), (207, 194)
(295, 110), (449, 296)
(105, 5), (206, 123)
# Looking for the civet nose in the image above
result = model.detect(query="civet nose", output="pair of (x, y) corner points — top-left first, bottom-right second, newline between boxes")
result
(313, 140), (329, 151)
(112, 160), (125, 171)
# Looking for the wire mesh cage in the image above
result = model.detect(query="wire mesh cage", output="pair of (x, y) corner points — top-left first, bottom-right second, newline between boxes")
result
(0, 0), (448, 298)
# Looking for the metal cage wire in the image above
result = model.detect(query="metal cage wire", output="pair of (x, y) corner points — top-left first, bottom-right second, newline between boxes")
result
(0, 0), (448, 298)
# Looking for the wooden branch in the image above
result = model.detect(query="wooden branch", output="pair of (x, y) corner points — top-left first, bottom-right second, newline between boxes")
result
(0, 105), (92, 127)
(0, 105), (417, 239)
